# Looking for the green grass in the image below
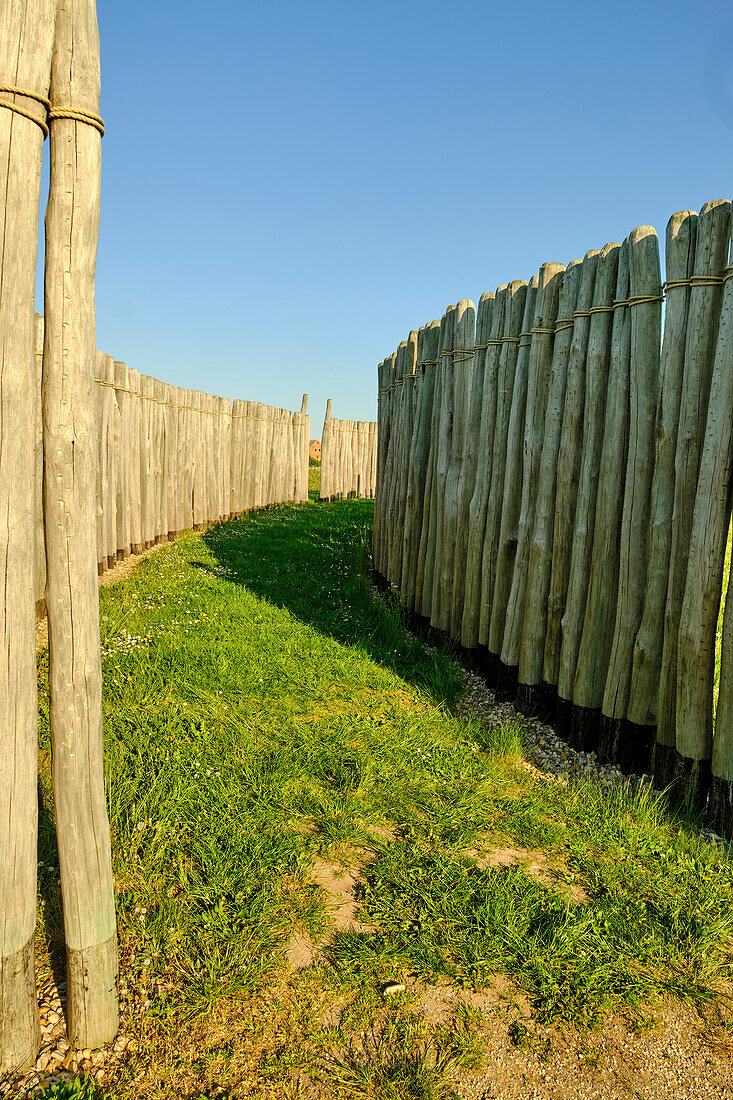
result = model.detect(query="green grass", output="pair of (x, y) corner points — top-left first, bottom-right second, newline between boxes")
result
(309, 463), (321, 500)
(33, 498), (733, 1098)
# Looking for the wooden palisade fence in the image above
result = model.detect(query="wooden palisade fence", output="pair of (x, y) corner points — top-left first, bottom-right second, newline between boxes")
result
(31, 319), (311, 608)
(0, 0), (310, 1074)
(374, 198), (733, 835)
(319, 398), (378, 501)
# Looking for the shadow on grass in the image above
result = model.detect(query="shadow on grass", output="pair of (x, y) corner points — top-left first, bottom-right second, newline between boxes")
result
(202, 499), (464, 707)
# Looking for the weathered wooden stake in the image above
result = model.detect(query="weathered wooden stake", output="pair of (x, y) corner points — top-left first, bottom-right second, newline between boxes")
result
(43, 0), (118, 1049)
(0, 0), (56, 1074)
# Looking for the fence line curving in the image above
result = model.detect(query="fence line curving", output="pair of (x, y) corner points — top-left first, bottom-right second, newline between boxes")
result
(373, 199), (733, 836)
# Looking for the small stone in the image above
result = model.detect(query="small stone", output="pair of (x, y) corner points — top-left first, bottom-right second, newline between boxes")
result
(382, 982), (406, 996)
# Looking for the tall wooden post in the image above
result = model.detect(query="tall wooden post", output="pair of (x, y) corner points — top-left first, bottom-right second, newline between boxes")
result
(573, 241), (631, 729)
(542, 251), (599, 693)
(655, 200), (732, 788)
(43, 0), (118, 1049)
(601, 226), (662, 769)
(558, 242), (620, 740)
(626, 211), (698, 731)
(0, 0), (57, 1075)
(503, 262), (565, 673)
(517, 260), (582, 701)
(477, 281), (526, 648)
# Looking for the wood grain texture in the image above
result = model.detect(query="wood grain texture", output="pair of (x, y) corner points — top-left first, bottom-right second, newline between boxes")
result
(542, 251), (600, 685)
(478, 281), (526, 647)
(43, 0), (118, 1049)
(461, 288), (506, 648)
(656, 200), (732, 751)
(626, 211), (698, 727)
(557, 243), (620, 701)
(438, 301), (474, 634)
(572, 241), (631, 711)
(503, 262), (565, 668)
(602, 226), (662, 722)
(488, 275), (538, 657)
(451, 297), (490, 638)
(518, 261), (582, 686)
(0, 0), (56, 1074)
(676, 230), (733, 769)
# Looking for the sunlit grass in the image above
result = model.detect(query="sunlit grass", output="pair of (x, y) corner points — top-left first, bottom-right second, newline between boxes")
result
(33, 499), (733, 1098)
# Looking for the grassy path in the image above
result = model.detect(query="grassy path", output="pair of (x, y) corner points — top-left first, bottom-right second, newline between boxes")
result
(34, 498), (733, 1099)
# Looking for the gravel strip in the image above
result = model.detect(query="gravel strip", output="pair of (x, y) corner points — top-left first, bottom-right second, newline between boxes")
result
(371, 581), (726, 851)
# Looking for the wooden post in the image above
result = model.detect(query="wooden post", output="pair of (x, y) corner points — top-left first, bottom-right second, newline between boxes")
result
(43, 0), (118, 1049)
(35, 315), (47, 618)
(503, 262), (565, 674)
(449, 298), (490, 639)
(557, 242), (620, 738)
(675, 227), (733, 810)
(165, 382), (179, 538)
(320, 398), (333, 502)
(477, 281), (526, 648)
(0, 0), (56, 1074)
(418, 332), (445, 619)
(114, 362), (131, 557)
(437, 305), (474, 634)
(128, 369), (143, 552)
(626, 211), (698, 732)
(517, 260), (582, 699)
(655, 200), (732, 789)
(96, 352), (110, 570)
(488, 275), (538, 682)
(462, 288), (508, 649)
(601, 226), (663, 770)
(429, 310), (457, 631)
(403, 322), (441, 606)
(413, 326), (442, 613)
(299, 395), (309, 503)
(573, 241), (631, 729)
(711, 249), (733, 835)
(542, 251), (600, 693)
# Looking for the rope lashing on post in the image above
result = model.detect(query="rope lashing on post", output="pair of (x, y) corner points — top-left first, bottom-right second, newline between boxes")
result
(0, 85), (105, 137)
(625, 294), (665, 307)
(663, 274), (727, 291)
(0, 84), (51, 137)
(96, 379), (293, 423)
(531, 327), (555, 335)
(49, 105), (105, 136)
(377, 272), (712, 377)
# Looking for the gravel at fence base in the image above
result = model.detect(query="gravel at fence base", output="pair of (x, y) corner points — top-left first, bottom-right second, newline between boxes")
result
(0, 972), (130, 1098)
(372, 584), (726, 852)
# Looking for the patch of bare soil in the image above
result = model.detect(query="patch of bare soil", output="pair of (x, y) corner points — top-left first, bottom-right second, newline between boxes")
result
(286, 858), (373, 970)
(462, 843), (590, 905)
(448, 999), (733, 1100)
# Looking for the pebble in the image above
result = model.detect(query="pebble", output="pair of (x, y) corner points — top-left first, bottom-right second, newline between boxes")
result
(371, 582), (728, 851)
(0, 970), (134, 1098)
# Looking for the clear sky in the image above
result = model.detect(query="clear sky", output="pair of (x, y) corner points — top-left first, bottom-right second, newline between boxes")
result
(37, 0), (733, 429)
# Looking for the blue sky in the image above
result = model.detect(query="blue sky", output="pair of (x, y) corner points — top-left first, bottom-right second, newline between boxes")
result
(38, 0), (733, 428)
